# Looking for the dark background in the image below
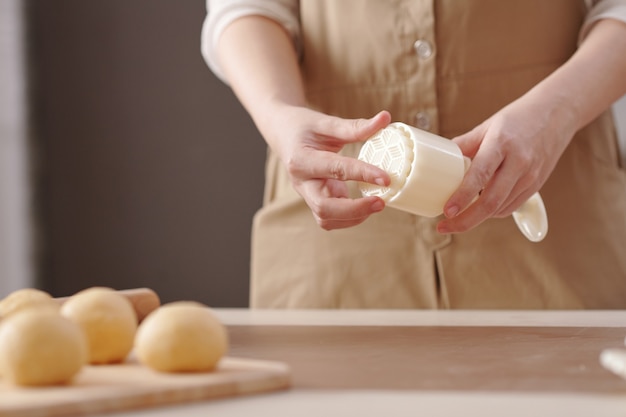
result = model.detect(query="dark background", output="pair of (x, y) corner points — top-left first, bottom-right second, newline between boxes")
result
(26, 0), (266, 307)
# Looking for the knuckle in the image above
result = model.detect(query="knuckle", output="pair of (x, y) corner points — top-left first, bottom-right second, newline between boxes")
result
(496, 127), (519, 149)
(313, 208), (335, 230)
(318, 219), (334, 231)
(312, 213), (331, 230)
(329, 161), (348, 181)
(310, 198), (332, 222)
(317, 203), (333, 221)
(514, 152), (535, 175)
(473, 167), (492, 189)
(284, 156), (300, 177)
(481, 197), (500, 215)
(479, 193), (501, 215)
(518, 150), (534, 166)
(309, 199), (324, 218)
(499, 130), (516, 145)
(349, 119), (364, 140)
(523, 174), (539, 191)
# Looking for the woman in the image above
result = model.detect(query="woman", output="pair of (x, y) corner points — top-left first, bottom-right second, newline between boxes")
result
(202, 1), (626, 309)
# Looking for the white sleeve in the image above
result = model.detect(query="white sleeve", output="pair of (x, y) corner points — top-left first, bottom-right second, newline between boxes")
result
(201, 0), (300, 84)
(580, 0), (626, 43)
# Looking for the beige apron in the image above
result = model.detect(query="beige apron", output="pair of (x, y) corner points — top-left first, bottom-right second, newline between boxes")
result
(250, 0), (626, 309)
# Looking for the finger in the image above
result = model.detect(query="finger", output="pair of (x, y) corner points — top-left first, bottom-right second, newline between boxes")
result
(309, 195), (386, 231)
(494, 167), (545, 217)
(315, 217), (369, 230)
(437, 192), (495, 234)
(293, 151), (391, 186)
(451, 124), (485, 160)
(494, 176), (541, 218)
(443, 132), (505, 219)
(322, 178), (351, 199)
(438, 160), (519, 233)
(299, 179), (386, 218)
(317, 110), (392, 144)
(495, 191), (534, 218)
(314, 215), (373, 231)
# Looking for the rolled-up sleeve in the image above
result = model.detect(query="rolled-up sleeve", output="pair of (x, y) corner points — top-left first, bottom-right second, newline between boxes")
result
(580, 0), (626, 42)
(201, 0), (300, 83)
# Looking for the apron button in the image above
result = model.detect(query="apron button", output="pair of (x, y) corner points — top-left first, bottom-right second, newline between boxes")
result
(414, 112), (431, 131)
(413, 39), (433, 59)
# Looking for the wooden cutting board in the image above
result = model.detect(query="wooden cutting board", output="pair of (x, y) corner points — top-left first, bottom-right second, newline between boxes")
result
(0, 355), (290, 417)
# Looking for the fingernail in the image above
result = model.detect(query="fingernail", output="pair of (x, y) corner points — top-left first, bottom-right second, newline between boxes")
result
(445, 205), (459, 218)
(375, 177), (386, 186)
(371, 200), (385, 212)
(437, 224), (450, 234)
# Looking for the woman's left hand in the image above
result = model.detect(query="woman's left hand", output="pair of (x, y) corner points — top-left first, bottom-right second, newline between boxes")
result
(437, 18), (626, 235)
(436, 90), (577, 234)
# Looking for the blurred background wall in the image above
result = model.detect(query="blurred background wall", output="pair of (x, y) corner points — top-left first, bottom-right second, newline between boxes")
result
(1, 0), (626, 306)
(2, 0), (266, 307)
(0, 0), (33, 296)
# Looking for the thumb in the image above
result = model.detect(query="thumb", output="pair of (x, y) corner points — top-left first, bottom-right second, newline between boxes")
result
(451, 124), (485, 159)
(318, 110), (392, 143)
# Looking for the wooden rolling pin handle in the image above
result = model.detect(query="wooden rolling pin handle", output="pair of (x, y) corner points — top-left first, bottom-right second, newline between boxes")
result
(117, 288), (161, 322)
(55, 288), (161, 323)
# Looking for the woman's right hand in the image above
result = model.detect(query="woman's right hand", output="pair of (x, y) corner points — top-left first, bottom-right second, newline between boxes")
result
(261, 106), (392, 230)
(214, 15), (391, 229)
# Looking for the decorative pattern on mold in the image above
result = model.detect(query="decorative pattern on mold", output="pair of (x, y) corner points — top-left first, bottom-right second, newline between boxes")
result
(358, 125), (415, 201)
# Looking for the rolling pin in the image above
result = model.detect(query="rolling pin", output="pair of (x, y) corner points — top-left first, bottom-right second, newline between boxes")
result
(53, 287), (161, 323)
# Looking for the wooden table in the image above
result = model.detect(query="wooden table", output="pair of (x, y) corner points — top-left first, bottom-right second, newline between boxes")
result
(103, 309), (626, 417)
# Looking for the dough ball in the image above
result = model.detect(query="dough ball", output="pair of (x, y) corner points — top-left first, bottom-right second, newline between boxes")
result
(0, 309), (87, 386)
(135, 301), (228, 373)
(0, 288), (59, 319)
(61, 287), (137, 364)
